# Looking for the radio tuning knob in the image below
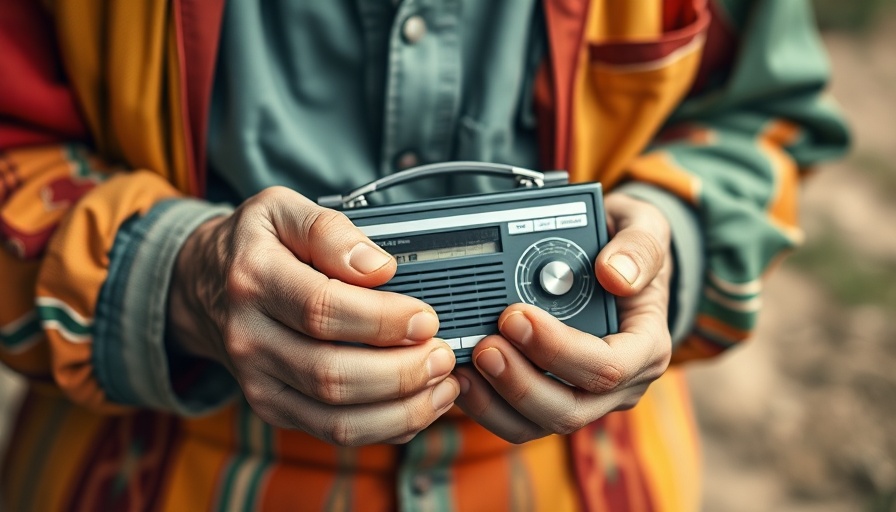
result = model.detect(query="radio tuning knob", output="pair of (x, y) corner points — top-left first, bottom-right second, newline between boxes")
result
(539, 260), (575, 296)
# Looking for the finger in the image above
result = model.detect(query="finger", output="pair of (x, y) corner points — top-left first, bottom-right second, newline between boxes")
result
(231, 189), (439, 344)
(244, 371), (460, 446)
(471, 337), (659, 434)
(452, 365), (549, 444)
(596, 194), (670, 297)
(229, 315), (456, 405)
(470, 338), (601, 434)
(496, 299), (670, 393)
(253, 258), (439, 345)
(246, 186), (397, 288)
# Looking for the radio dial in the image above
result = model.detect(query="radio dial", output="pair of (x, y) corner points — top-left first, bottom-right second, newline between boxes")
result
(515, 237), (595, 320)
(539, 261), (574, 296)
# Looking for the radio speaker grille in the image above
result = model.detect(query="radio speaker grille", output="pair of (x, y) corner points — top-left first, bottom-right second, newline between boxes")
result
(380, 261), (507, 333)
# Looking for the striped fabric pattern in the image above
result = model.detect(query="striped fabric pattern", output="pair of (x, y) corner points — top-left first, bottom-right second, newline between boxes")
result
(0, 0), (848, 511)
(36, 297), (93, 344)
(0, 310), (42, 353)
(2, 371), (699, 511)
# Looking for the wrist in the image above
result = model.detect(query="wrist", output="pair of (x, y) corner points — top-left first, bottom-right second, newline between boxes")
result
(167, 215), (230, 363)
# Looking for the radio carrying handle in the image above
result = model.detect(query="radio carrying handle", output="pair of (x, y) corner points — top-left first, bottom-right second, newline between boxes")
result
(317, 161), (569, 209)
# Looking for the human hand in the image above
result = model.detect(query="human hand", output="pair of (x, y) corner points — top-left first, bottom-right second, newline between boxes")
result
(453, 193), (672, 443)
(167, 187), (459, 446)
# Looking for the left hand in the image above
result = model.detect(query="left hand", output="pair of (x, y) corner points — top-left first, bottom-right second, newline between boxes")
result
(453, 193), (673, 443)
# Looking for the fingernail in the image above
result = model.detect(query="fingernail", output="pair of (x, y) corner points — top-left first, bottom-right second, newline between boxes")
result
(475, 348), (506, 378)
(608, 254), (639, 284)
(431, 379), (459, 410)
(348, 242), (392, 274)
(499, 311), (532, 346)
(427, 347), (454, 381)
(407, 310), (439, 341)
(457, 374), (471, 394)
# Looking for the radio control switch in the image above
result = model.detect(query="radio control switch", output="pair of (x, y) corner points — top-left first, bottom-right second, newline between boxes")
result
(539, 261), (575, 296)
(534, 217), (556, 231)
(508, 220), (534, 234)
(444, 338), (462, 350)
(556, 214), (587, 229)
(460, 335), (486, 349)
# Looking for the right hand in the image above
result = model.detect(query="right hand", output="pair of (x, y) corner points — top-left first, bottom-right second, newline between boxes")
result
(167, 186), (459, 446)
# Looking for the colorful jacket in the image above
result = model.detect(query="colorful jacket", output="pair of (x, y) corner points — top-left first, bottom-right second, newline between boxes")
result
(0, 0), (848, 510)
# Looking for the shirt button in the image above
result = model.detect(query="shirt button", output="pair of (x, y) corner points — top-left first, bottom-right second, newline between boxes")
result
(402, 15), (427, 44)
(395, 151), (420, 171)
(411, 474), (432, 495)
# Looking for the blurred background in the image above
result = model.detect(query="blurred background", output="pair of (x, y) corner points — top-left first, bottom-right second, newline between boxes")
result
(689, 1), (896, 510)
(1, 1), (895, 510)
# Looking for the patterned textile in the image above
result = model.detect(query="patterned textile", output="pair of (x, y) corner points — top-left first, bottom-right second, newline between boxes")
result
(2, 373), (698, 511)
(0, 0), (848, 510)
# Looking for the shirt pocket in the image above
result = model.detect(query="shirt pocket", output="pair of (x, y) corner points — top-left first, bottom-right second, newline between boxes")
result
(571, 1), (711, 185)
(586, 2), (710, 88)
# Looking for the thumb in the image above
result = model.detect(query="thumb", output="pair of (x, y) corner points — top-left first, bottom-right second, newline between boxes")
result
(596, 194), (671, 297)
(254, 186), (397, 287)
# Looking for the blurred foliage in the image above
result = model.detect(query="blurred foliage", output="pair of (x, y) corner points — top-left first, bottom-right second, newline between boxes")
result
(813, 0), (896, 32)
(786, 228), (896, 310)
(867, 489), (896, 512)
(854, 152), (896, 197)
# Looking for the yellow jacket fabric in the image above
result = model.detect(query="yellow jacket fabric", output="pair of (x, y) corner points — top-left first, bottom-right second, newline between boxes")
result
(0, 0), (848, 510)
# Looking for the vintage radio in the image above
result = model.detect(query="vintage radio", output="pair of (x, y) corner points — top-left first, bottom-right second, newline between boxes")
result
(319, 162), (618, 363)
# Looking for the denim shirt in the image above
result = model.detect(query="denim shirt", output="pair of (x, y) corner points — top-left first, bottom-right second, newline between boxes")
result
(206, 0), (543, 205)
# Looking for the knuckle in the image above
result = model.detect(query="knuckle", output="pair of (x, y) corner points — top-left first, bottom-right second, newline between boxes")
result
(309, 356), (348, 405)
(225, 264), (259, 302)
(631, 231), (666, 269)
(225, 336), (252, 363)
(461, 389), (492, 418)
(242, 380), (269, 409)
(372, 305), (391, 343)
(395, 368), (412, 398)
(326, 415), (360, 447)
(614, 386), (648, 412)
(552, 408), (589, 435)
(238, 196), (265, 217)
(634, 333), (672, 385)
(255, 185), (292, 204)
(640, 300), (670, 322)
(241, 194), (275, 221)
(467, 400), (490, 419)
(643, 360), (669, 384)
(306, 207), (349, 243)
(396, 359), (426, 398)
(402, 398), (432, 434)
(223, 324), (256, 362)
(300, 280), (338, 339)
(536, 332), (564, 370)
(246, 187), (300, 230)
(224, 245), (270, 302)
(584, 362), (626, 393)
(504, 378), (535, 405)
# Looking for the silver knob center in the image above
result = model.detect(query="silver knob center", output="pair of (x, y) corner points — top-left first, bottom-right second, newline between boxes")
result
(539, 261), (574, 296)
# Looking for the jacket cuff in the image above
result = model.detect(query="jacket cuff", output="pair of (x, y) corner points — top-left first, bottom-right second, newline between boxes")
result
(613, 182), (704, 346)
(93, 198), (238, 415)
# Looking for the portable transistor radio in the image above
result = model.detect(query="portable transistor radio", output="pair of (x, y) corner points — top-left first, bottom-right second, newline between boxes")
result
(319, 162), (618, 364)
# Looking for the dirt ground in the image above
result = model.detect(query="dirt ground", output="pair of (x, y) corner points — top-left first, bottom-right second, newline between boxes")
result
(1, 12), (895, 512)
(689, 14), (896, 512)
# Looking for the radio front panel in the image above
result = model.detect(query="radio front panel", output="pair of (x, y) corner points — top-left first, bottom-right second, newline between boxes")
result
(345, 183), (617, 364)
